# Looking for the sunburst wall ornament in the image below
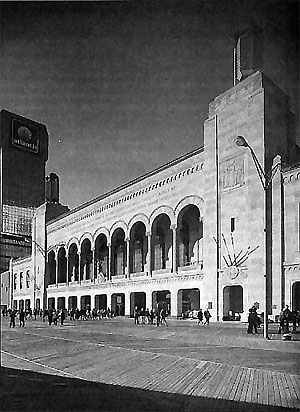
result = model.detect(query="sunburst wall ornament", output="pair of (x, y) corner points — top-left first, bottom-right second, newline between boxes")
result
(213, 233), (259, 269)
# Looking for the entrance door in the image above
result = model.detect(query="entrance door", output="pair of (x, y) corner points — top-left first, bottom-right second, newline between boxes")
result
(223, 285), (243, 320)
(292, 282), (300, 311)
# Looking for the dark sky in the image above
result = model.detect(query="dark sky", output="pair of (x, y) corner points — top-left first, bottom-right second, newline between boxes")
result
(1, 1), (299, 209)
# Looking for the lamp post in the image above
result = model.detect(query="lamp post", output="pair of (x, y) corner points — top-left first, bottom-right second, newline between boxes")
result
(234, 136), (280, 339)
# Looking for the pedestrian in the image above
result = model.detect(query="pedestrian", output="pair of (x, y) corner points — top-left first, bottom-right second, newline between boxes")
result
(140, 308), (146, 325)
(156, 309), (161, 327)
(247, 307), (258, 334)
(53, 310), (58, 325)
(134, 306), (140, 325)
(204, 309), (211, 325)
(48, 308), (53, 325)
(197, 309), (203, 325)
(281, 305), (292, 334)
(149, 309), (155, 325)
(160, 308), (168, 326)
(60, 309), (66, 325)
(145, 308), (150, 325)
(19, 309), (25, 327)
(291, 310), (298, 332)
(9, 310), (16, 328)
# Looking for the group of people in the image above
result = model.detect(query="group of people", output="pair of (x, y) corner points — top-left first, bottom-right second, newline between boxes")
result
(133, 306), (169, 327)
(8, 309), (26, 328)
(247, 303), (300, 335)
(197, 308), (212, 325)
(278, 305), (299, 334)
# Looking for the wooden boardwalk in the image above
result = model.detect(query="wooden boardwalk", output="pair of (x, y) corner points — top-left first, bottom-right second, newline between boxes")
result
(2, 330), (300, 411)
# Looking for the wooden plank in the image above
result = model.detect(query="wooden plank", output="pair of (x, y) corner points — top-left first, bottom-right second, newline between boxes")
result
(178, 361), (212, 396)
(194, 363), (224, 398)
(272, 371), (283, 407)
(239, 367), (252, 404)
(205, 363), (230, 399)
(234, 366), (248, 403)
(244, 368), (255, 405)
(277, 372), (291, 409)
(226, 367), (243, 401)
(218, 365), (240, 401)
(289, 374), (300, 401)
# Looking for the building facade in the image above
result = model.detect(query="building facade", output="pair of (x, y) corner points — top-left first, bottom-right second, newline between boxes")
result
(9, 70), (300, 321)
(0, 110), (49, 273)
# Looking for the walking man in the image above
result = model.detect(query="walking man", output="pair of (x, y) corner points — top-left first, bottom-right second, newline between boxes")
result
(19, 309), (25, 327)
(204, 309), (211, 325)
(197, 309), (203, 325)
(9, 310), (16, 328)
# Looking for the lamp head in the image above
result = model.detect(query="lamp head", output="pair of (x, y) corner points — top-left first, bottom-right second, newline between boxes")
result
(234, 135), (249, 147)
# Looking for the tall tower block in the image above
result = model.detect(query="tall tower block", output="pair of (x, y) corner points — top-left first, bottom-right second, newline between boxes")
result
(0, 109), (49, 273)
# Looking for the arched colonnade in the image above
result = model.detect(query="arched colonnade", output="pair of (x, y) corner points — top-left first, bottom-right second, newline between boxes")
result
(47, 201), (204, 286)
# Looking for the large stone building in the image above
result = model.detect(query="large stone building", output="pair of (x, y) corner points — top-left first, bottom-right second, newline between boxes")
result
(9, 66), (300, 321)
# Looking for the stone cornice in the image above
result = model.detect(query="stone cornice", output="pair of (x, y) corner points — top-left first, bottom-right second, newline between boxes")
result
(47, 272), (204, 293)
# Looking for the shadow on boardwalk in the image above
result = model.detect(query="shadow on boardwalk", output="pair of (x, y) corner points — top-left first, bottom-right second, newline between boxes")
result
(1, 367), (297, 412)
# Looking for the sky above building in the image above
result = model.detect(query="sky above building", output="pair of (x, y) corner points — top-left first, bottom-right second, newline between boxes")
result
(1, 1), (299, 209)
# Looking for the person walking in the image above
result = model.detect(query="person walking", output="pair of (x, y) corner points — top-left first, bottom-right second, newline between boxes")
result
(197, 309), (203, 325)
(60, 309), (66, 325)
(160, 308), (168, 326)
(156, 309), (161, 327)
(9, 310), (16, 328)
(247, 307), (258, 334)
(204, 309), (211, 325)
(134, 306), (140, 325)
(19, 309), (25, 327)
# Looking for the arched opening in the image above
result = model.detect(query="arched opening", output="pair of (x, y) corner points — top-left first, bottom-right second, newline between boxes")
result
(111, 229), (126, 277)
(130, 222), (147, 274)
(80, 239), (93, 281)
(48, 250), (56, 285)
(68, 243), (79, 282)
(177, 205), (203, 268)
(68, 296), (77, 311)
(151, 214), (172, 271)
(111, 293), (125, 316)
(94, 234), (109, 279)
(48, 297), (55, 309)
(25, 299), (31, 311)
(57, 247), (67, 283)
(35, 298), (41, 311)
(57, 297), (66, 310)
(130, 292), (146, 317)
(152, 290), (171, 315)
(19, 299), (24, 310)
(292, 282), (300, 311)
(80, 295), (91, 311)
(223, 285), (243, 321)
(177, 288), (200, 317)
(95, 294), (107, 310)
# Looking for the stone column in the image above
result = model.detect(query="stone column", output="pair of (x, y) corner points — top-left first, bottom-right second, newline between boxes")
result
(146, 291), (152, 311)
(146, 232), (152, 276)
(170, 289), (178, 317)
(107, 244), (111, 281)
(126, 238), (130, 278)
(171, 225), (177, 273)
(78, 253), (81, 284)
(55, 251), (58, 286)
(90, 248), (95, 282)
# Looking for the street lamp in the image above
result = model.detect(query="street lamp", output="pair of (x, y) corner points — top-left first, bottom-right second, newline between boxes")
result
(235, 135), (281, 339)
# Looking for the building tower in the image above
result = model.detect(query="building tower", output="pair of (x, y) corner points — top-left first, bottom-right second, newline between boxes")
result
(0, 110), (49, 273)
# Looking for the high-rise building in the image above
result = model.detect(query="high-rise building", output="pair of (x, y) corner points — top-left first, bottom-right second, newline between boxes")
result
(0, 109), (49, 273)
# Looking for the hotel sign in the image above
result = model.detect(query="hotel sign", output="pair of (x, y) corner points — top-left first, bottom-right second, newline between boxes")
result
(12, 119), (39, 153)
